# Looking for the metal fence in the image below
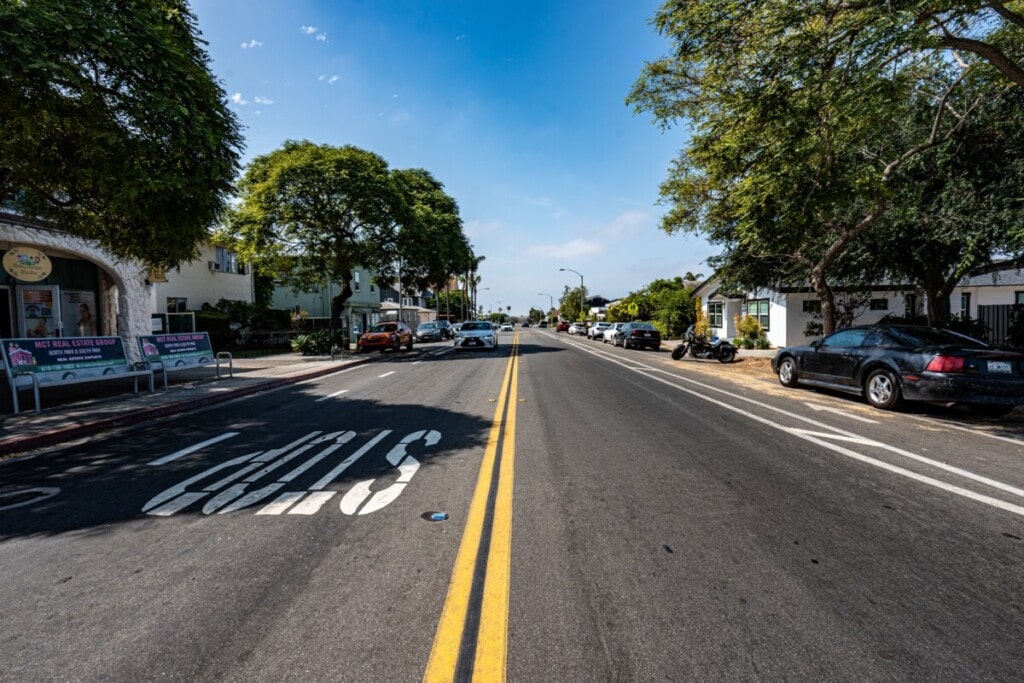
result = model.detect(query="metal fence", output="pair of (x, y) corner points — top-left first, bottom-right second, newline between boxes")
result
(977, 304), (1018, 345)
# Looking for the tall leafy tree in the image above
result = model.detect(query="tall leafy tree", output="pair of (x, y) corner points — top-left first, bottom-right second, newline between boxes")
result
(230, 141), (401, 335)
(0, 0), (242, 267)
(629, 1), (1014, 334)
(379, 168), (473, 302)
(559, 285), (589, 322)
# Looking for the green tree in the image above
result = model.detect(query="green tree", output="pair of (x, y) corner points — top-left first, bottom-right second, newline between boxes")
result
(559, 285), (588, 322)
(378, 168), (473, 303)
(629, 1), (1013, 335)
(0, 0), (242, 268)
(527, 307), (544, 323)
(231, 141), (402, 338)
(866, 88), (1024, 323)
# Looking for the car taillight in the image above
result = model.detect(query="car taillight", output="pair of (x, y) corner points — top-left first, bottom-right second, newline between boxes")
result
(925, 355), (964, 373)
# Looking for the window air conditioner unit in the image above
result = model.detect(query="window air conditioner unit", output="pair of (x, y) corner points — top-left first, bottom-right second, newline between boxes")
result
(386, 297), (394, 303)
(208, 261), (221, 271)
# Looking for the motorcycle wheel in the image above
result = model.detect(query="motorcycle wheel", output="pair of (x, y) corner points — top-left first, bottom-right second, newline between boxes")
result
(671, 345), (685, 361)
(717, 348), (736, 363)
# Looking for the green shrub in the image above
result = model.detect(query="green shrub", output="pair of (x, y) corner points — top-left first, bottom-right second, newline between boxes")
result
(754, 336), (771, 350)
(742, 337), (755, 349)
(291, 330), (345, 355)
(735, 314), (763, 340)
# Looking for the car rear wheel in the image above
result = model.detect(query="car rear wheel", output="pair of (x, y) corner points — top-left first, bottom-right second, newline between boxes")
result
(864, 368), (903, 410)
(777, 356), (799, 387)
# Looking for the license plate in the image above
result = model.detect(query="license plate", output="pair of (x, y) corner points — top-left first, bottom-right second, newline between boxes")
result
(643, 332), (650, 337)
(988, 361), (1012, 374)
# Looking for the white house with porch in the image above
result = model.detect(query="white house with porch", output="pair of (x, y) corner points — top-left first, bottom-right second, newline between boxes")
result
(691, 276), (919, 348)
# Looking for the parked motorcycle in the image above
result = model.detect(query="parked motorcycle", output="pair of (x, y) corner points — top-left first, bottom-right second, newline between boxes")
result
(671, 325), (738, 363)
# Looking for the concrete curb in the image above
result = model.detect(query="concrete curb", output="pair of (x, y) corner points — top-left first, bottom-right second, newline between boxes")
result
(0, 356), (373, 457)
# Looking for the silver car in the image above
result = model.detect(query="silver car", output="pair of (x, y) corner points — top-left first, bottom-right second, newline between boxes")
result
(454, 321), (498, 351)
(603, 322), (627, 344)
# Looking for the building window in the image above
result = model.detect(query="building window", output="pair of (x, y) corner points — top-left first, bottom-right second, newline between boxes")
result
(402, 297), (413, 307)
(747, 298), (770, 330)
(370, 282), (376, 294)
(214, 246), (239, 274)
(802, 299), (821, 314)
(960, 293), (971, 316)
(353, 271), (360, 292)
(707, 302), (723, 328)
(167, 297), (188, 313)
(869, 298), (889, 311)
(905, 294), (918, 316)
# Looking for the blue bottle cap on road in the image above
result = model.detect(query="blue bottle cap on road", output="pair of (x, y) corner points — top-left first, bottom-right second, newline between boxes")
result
(430, 512), (448, 521)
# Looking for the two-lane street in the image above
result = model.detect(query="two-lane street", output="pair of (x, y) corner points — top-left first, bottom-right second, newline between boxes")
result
(2, 328), (1023, 680)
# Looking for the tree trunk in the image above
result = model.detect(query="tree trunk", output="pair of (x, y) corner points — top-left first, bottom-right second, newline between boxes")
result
(329, 281), (353, 330)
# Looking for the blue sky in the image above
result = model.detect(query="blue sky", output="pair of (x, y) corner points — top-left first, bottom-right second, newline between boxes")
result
(190, 0), (715, 316)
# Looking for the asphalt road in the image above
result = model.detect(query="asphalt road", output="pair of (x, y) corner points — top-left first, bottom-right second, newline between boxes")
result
(2, 329), (1023, 681)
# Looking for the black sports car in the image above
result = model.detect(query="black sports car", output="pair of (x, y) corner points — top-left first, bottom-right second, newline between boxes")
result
(771, 324), (1024, 415)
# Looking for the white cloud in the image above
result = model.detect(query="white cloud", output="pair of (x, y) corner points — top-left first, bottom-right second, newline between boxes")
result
(524, 239), (604, 260)
(253, 96), (274, 105)
(328, 75), (338, 84)
(230, 92), (248, 105)
(316, 33), (327, 41)
(456, 34), (466, 41)
(601, 210), (650, 237)
(240, 39), (263, 49)
(318, 74), (339, 84)
(301, 25), (317, 35)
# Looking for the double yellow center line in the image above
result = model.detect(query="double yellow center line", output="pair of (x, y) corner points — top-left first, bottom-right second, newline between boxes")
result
(424, 333), (520, 682)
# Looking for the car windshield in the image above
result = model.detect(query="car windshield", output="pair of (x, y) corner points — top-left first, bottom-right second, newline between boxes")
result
(631, 323), (656, 330)
(885, 326), (989, 349)
(419, 323), (437, 330)
(461, 322), (491, 331)
(369, 323), (396, 333)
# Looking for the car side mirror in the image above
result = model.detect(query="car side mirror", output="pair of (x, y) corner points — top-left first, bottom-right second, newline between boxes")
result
(811, 340), (822, 350)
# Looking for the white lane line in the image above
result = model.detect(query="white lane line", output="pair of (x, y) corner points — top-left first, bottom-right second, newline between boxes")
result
(805, 402), (879, 424)
(315, 389), (349, 402)
(379, 371), (396, 378)
(566, 340), (1024, 517)
(295, 364), (371, 387)
(149, 432), (239, 465)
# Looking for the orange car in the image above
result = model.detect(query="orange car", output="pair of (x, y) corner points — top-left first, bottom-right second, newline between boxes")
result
(358, 321), (414, 352)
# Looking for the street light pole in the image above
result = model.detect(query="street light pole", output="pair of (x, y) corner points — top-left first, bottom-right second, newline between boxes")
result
(538, 292), (553, 323)
(559, 268), (585, 322)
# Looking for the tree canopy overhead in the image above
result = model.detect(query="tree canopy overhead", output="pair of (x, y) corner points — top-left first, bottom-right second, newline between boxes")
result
(629, 0), (1022, 334)
(230, 140), (474, 332)
(0, 0), (243, 268)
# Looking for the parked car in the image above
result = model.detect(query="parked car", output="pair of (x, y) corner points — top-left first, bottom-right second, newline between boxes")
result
(538, 321), (549, 328)
(569, 322), (587, 335)
(556, 321), (569, 332)
(772, 323), (1024, 414)
(500, 322), (514, 332)
(415, 321), (445, 342)
(603, 322), (627, 344)
(436, 320), (453, 339)
(587, 322), (611, 340)
(358, 321), (414, 352)
(522, 321), (531, 328)
(454, 320), (499, 351)
(617, 322), (661, 350)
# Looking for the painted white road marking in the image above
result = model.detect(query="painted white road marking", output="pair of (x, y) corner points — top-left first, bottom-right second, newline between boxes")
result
(379, 371), (396, 378)
(0, 487), (61, 511)
(316, 389), (349, 402)
(142, 428), (438, 517)
(804, 402), (879, 424)
(563, 339), (1024, 518)
(149, 432), (239, 465)
(339, 429), (440, 515)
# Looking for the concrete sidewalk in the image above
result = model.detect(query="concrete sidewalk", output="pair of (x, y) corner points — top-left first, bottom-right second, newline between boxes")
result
(0, 352), (372, 457)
